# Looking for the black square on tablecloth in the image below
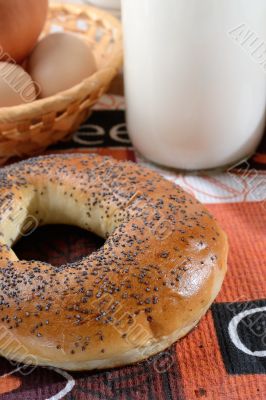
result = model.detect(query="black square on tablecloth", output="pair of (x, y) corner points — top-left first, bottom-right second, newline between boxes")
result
(212, 299), (266, 375)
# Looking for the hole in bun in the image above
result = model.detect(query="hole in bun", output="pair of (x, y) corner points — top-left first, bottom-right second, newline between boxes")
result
(13, 224), (105, 266)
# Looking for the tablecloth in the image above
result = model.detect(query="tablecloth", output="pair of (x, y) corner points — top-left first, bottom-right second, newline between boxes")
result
(0, 95), (265, 400)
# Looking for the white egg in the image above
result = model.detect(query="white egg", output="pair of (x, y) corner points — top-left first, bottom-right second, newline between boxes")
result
(27, 32), (97, 98)
(0, 62), (36, 107)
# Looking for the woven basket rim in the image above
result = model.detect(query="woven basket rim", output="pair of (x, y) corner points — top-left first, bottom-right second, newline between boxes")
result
(0, 2), (123, 123)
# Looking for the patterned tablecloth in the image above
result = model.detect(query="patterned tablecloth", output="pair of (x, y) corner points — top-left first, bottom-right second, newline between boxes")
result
(0, 95), (265, 400)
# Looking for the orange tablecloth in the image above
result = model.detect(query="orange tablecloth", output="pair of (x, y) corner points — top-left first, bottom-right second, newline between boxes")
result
(0, 96), (265, 399)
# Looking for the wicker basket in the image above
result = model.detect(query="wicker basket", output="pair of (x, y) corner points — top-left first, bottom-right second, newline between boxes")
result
(0, 2), (123, 164)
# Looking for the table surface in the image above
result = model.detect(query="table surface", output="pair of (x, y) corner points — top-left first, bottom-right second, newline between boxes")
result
(0, 94), (265, 400)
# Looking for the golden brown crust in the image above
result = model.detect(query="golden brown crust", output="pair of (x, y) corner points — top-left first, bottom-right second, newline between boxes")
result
(0, 154), (228, 370)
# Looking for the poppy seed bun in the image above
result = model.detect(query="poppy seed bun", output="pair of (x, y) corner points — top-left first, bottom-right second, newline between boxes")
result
(0, 154), (228, 370)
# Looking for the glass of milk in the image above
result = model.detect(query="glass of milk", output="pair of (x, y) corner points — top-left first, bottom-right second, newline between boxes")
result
(121, 0), (266, 170)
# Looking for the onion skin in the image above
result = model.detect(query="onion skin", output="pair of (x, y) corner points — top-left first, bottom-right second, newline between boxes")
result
(0, 0), (48, 63)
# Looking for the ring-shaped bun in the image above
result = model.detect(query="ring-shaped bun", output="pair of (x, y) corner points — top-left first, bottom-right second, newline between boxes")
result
(0, 154), (228, 370)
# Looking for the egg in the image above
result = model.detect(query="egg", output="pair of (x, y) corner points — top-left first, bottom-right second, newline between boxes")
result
(0, 62), (37, 107)
(27, 32), (97, 99)
(0, 0), (48, 63)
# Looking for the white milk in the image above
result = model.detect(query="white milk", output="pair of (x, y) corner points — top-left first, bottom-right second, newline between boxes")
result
(122, 0), (266, 170)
